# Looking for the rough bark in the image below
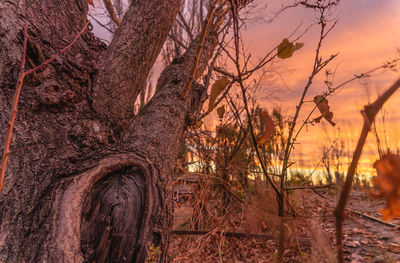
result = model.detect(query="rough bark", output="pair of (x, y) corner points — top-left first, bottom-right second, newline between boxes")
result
(0, 1), (106, 261)
(91, 0), (182, 125)
(0, 0), (219, 262)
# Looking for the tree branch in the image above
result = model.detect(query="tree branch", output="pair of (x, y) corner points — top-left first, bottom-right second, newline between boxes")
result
(179, 3), (216, 99)
(91, 0), (183, 125)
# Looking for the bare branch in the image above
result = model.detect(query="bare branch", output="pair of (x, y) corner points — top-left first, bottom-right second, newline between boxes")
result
(178, 11), (194, 41)
(103, 0), (121, 26)
(91, 0), (182, 125)
(180, 3), (217, 99)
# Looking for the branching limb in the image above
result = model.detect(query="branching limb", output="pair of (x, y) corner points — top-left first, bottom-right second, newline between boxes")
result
(180, 3), (217, 99)
(91, 0), (182, 124)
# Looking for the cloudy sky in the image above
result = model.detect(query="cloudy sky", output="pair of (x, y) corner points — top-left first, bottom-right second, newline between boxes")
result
(89, 0), (400, 175)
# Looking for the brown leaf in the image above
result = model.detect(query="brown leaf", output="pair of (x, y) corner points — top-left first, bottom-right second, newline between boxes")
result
(313, 95), (336, 126)
(88, 0), (94, 7)
(257, 110), (275, 146)
(277, 38), (304, 59)
(207, 78), (230, 112)
(370, 153), (400, 220)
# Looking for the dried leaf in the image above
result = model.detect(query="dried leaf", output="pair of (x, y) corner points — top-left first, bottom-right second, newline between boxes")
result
(216, 105), (225, 119)
(370, 153), (400, 220)
(88, 0), (94, 7)
(257, 110), (275, 146)
(313, 95), (336, 126)
(277, 38), (304, 59)
(207, 78), (230, 112)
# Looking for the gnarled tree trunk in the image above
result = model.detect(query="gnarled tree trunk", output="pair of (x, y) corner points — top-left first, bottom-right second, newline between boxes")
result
(0, 0), (225, 262)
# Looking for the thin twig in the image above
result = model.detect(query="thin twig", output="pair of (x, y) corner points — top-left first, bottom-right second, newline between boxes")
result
(25, 22), (89, 75)
(285, 183), (333, 191)
(178, 11), (194, 41)
(290, 59), (400, 147)
(0, 23), (29, 192)
(179, 3), (216, 99)
(229, 0), (282, 200)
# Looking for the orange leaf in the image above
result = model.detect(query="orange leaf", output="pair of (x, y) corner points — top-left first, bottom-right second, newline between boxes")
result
(257, 110), (275, 146)
(208, 78), (230, 112)
(88, 0), (94, 7)
(370, 153), (400, 220)
(313, 95), (336, 126)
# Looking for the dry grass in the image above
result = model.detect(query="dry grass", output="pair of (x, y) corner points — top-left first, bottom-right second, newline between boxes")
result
(170, 177), (339, 262)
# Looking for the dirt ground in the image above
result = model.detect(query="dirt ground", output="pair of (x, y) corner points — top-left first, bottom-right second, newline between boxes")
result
(169, 187), (400, 262)
(319, 189), (400, 263)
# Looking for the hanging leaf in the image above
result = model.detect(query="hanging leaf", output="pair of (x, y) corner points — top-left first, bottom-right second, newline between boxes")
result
(313, 95), (336, 126)
(370, 153), (400, 220)
(257, 110), (275, 146)
(207, 78), (230, 112)
(277, 38), (304, 59)
(88, 0), (94, 7)
(217, 105), (225, 119)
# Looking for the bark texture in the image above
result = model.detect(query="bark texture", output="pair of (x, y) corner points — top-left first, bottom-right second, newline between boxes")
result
(0, 0), (219, 262)
(91, 0), (182, 125)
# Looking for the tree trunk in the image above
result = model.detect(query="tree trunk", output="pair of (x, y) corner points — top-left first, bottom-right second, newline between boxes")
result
(0, 0), (219, 262)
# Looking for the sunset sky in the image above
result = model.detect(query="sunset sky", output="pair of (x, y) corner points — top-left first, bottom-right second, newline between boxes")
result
(89, 0), (400, 176)
(237, 0), (400, 176)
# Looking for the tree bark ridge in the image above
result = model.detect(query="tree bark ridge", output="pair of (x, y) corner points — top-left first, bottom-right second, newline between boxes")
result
(91, 0), (183, 125)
